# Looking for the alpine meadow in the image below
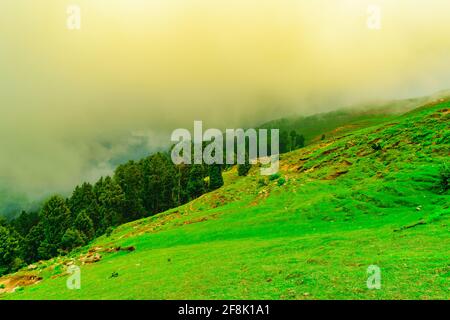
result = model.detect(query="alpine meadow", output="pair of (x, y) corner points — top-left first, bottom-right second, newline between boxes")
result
(0, 0), (449, 303)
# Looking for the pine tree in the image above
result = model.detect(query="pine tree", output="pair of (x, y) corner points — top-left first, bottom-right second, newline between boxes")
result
(114, 161), (146, 221)
(174, 163), (191, 205)
(38, 195), (71, 259)
(74, 210), (95, 242)
(296, 134), (305, 148)
(238, 151), (252, 177)
(0, 226), (22, 275)
(96, 176), (126, 233)
(187, 165), (206, 199)
(68, 182), (99, 228)
(23, 223), (45, 263)
(209, 164), (224, 191)
(279, 131), (289, 153)
(289, 130), (297, 151)
(141, 153), (177, 214)
(10, 210), (39, 237)
(61, 228), (85, 251)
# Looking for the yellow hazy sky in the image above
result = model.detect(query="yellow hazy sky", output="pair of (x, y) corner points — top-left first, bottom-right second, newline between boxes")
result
(1, 0), (450, 201)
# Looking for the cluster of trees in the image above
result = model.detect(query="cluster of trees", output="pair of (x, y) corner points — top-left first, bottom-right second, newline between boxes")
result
(0, 152), (224, 275)
(279, 130), (305, 153)
(0, 131), (309, 275)
(253, 130), (305, 155)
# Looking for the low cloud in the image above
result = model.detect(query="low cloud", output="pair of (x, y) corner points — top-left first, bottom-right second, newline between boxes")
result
(1, 0), (450, 210)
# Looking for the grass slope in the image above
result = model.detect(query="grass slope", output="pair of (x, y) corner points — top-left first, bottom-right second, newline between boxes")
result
(2, 100), (449, 300)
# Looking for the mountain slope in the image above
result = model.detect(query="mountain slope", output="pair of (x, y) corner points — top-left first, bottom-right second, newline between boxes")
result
(258, 94), (446, 144)
(1, 99), (449, 300)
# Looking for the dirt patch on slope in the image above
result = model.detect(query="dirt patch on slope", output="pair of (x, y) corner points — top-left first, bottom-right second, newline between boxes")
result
(0, 274), (42, 293)
(323, 170), (349, 180)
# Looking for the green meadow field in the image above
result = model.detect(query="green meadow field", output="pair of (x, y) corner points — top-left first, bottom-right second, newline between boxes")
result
(1, 100), (449, 300)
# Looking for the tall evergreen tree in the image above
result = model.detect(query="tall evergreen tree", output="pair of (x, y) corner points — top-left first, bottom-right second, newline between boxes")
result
(23, 223), (45, 263)
(296, 134), (305, 149)
(74, 210), (95, 242)
(141, 153), (177, 214)
(187, 165), (206, 199)
(0, 226), (22, 275)
(68, 182), (99, 227)
(238, 151), (252, 177)
(96, 176), (126, 232)
(209, 164), (224, 191)
(289, 130), (297, 151)
(279, 131), (289, 153)
(10, 210), (39, 237)
(174, 163), (191, 205)
(114, 161), (146, 221)
(61, 228), (84, 251)
(38, 195), (71, 259)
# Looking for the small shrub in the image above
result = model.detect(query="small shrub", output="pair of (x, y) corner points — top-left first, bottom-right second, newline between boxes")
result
(277, 177), (286, 186)
(110, 271), (119, 278)
(0, 284), (5, 289)
(257, 178), (267, 187)
(438, 162), (449, 193)
(10, 257), (25, 272)
(106, 227), (114, 237)
(371, 143), (382, 151)
(238, 162), (252, 177)
(269, 173), (281, 181)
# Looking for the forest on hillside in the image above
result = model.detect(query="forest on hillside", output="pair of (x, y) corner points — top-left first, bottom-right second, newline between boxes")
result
(0, 129), (306, 276)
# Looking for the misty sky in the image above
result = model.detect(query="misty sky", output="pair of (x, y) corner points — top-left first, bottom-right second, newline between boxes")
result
(1, 0), (450, 209)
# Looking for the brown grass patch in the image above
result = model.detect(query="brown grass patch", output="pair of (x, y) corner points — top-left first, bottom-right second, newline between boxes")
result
(0, 274), (42, 293)
(323, 170), (349, 180)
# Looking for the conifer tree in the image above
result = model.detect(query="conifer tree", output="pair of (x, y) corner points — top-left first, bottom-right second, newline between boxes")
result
(237, 151), (252, 177)
(209, 164), (224, 191)
(114, 161), (146, 221)
(38, 195), (71, 259)
(187, 165), (206, 199)
(0, 225), (22, 275)
(74, 210), (95, 242)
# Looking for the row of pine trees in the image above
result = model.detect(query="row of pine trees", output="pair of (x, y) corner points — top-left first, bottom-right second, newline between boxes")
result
(0, 152), (225, 275)
(0, 129), (305, 275)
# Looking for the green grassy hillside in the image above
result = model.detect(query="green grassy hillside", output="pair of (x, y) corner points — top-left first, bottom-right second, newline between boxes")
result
(1, 100), (449, 300)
